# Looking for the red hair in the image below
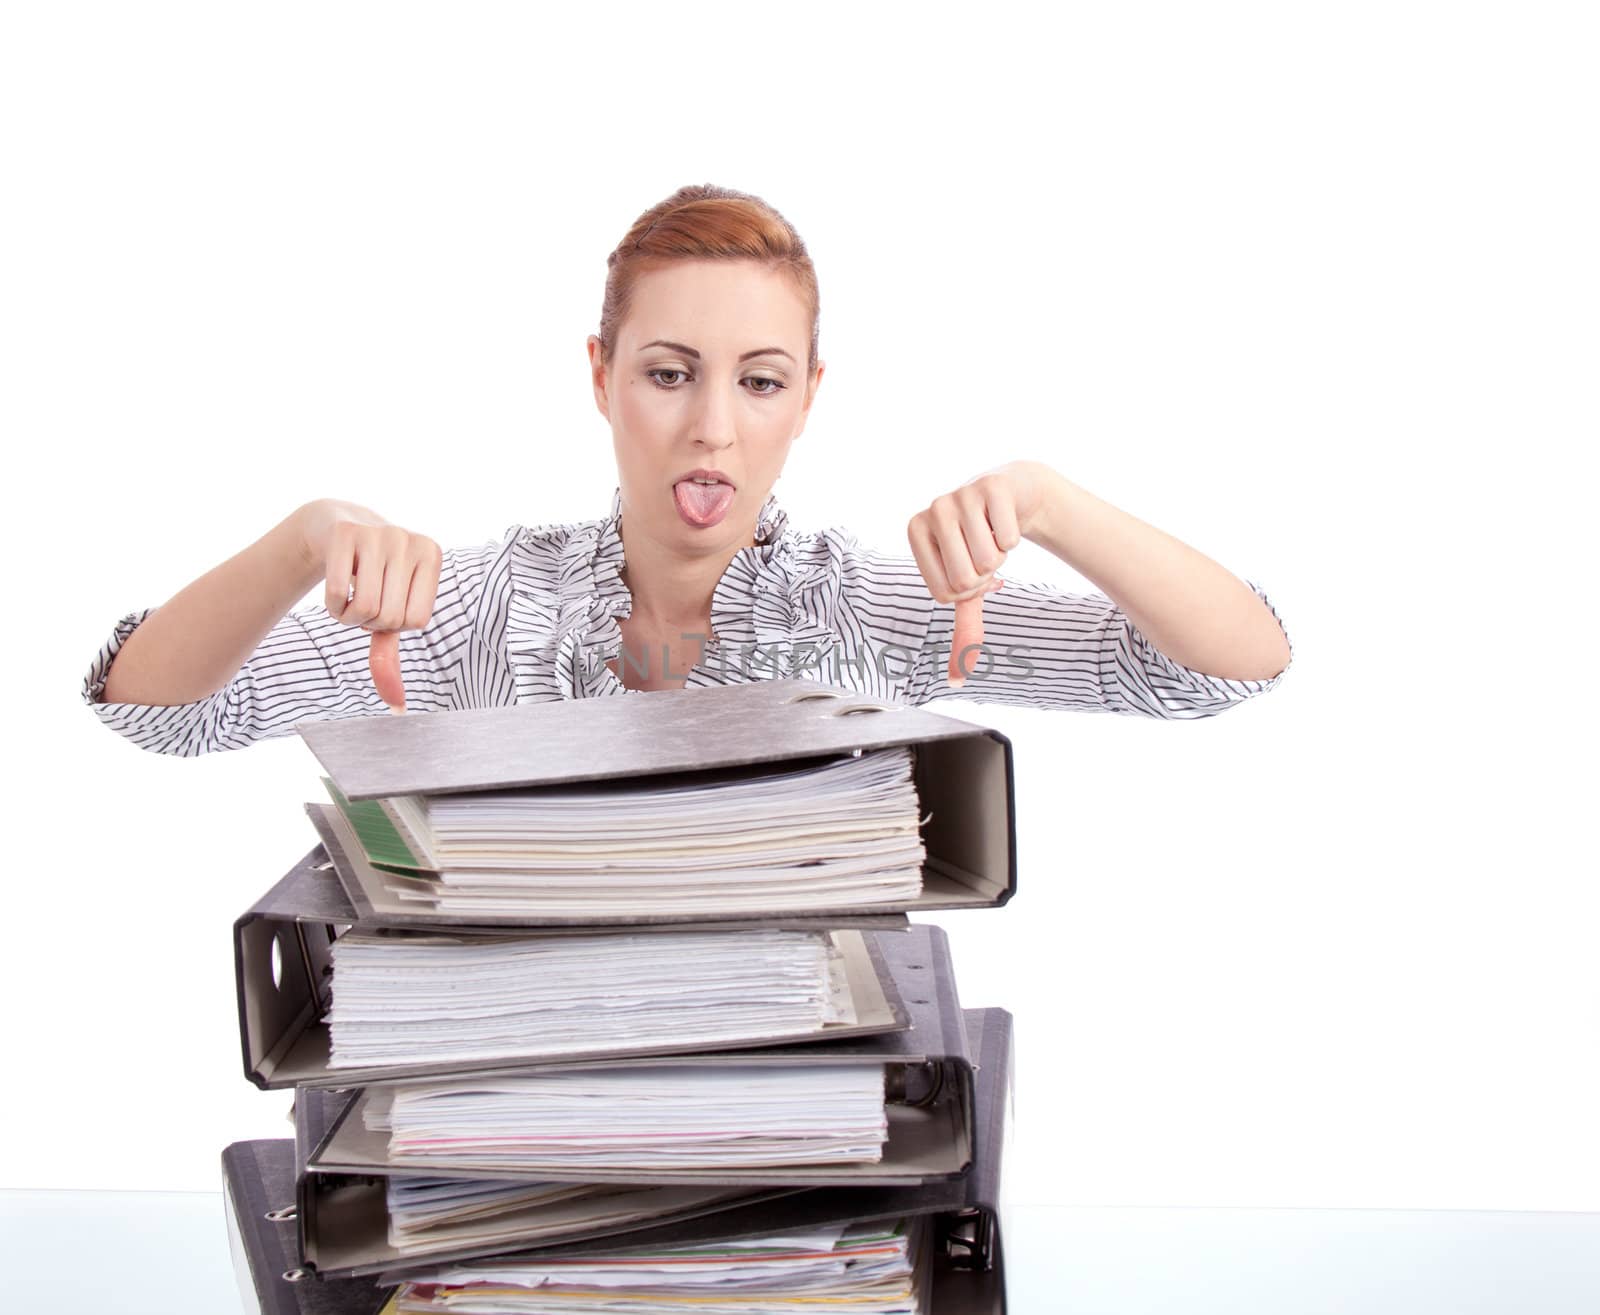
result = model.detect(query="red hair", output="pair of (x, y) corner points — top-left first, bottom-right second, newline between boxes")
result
(597, 183), (820, 375)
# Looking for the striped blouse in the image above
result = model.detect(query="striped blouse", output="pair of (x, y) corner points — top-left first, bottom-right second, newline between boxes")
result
(81, 488), (1294, 757)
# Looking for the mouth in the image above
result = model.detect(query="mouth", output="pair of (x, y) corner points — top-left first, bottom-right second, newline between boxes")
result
(672, 470), (737, 528)
(675, 468), (737, 489)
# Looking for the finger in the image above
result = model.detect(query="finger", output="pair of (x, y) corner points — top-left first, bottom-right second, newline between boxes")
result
(374, 541), (414, 633)
(929, 501), (985, 597)
(907, 515), (956, 600)
(402, 542), (443, 631)
(949, 574), (1004, 602)
(324, 523), (358, 620)
(368, 629), (406, 713)
(986, 488), (1022, 552)
(948, 595), (985, 689)
(955, 487), (1008, 579)
(345, 529), (386, 626)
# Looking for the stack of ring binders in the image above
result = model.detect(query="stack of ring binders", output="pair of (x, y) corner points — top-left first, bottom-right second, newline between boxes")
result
(222, 676), (1016, 1313)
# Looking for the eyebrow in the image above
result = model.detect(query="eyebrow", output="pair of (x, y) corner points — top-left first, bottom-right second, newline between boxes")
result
(640, 338), (796, 364)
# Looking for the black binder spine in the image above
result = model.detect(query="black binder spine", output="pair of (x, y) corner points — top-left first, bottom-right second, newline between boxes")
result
(223, 1140), (387, 1315)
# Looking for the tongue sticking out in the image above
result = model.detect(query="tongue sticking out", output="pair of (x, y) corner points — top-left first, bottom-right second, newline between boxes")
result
(674, 479), (736, 527)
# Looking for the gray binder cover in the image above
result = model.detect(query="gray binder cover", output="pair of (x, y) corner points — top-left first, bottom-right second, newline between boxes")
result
(299, 925), (972, 1199)
(225, 1001), (1006, 1311)
(248, 1008), (1007, 1310)
(294, 677), (1017, 923)
(235, 844), (914, 1090)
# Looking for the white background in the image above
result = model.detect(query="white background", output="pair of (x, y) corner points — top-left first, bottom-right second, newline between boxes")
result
(3, 1), (1595, 1213)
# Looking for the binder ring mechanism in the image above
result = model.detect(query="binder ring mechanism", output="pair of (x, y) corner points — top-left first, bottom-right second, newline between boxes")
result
(938, 1208), (996, 1272)
(887, 1059), (946, 1109)
(783, 690), (904, 717)
(281, 1268), (307, 1283)
(265, 1205), (298, 1222)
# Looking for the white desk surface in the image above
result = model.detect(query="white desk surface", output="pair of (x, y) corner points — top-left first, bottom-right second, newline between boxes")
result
(3, 1190), (1599, 1314)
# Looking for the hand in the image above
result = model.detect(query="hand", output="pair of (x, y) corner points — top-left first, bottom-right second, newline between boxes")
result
(907, 463), (1050, 688)
(297, 499), (444, 714)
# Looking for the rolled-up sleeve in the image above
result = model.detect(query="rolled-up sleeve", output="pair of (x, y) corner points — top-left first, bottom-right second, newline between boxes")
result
(831, 542), (1292, 716)
(81, 533), (512, 756)
(1104, 578), (1293, 717)
(909, 568), (1292, 715)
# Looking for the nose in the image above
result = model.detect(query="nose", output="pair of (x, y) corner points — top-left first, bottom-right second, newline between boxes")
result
(688, 375), (737, 453)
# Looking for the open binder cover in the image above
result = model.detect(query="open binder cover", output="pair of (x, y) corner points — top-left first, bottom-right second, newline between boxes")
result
(293, 676), (1017, 922)
(226, 1006), (1005, 1313)
(298, 922), (972, 1202)
(236, 843), (914, 1091)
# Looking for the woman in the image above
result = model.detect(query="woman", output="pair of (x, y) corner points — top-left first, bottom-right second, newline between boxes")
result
(81, 183), (1293, 756)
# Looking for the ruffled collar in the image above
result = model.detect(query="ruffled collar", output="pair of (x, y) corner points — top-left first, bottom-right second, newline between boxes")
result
(530, 485), (826, 699)
(590, 485), (791, 599)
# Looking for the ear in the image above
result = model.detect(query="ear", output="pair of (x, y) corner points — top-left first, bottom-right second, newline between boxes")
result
(791, 360), (825, 440)
(586, 335), (611, 422)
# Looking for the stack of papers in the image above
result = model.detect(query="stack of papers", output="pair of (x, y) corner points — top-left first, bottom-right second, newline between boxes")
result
(388, 1218), (925, 1314)
(327, 929), (851, 1068)
(367, 1065), (889, 1169)
(386, 1176), (757, 1258)
(330, 746), (926, 916)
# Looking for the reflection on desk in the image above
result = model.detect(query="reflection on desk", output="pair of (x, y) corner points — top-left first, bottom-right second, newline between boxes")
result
(2, 1191), (1598, 1314)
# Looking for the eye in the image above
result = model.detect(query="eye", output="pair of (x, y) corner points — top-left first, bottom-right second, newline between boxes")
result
(646, 368), (787, 397)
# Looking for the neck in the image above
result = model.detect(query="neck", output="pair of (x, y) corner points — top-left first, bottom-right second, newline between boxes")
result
(618, 516), (757, 630)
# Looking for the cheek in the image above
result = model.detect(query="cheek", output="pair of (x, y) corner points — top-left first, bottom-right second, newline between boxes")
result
(613, 382), (667, 433)
(761, 397), (805, 442)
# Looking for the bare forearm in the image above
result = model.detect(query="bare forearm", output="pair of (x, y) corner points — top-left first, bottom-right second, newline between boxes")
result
(1024, 468), (1291, 682)
(100, 505), (325, 706)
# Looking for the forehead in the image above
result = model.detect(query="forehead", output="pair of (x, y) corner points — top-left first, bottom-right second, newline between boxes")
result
(623, 259), (808, 353)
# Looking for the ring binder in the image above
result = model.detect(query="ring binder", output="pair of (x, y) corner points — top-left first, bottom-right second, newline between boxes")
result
(293, 677), (1017, 925)
(223, 1009), (1010, 1310)
(224, 677), (1015, 1312)
(236, 846), (921, 1091)
(294, 926), (976, 1206)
